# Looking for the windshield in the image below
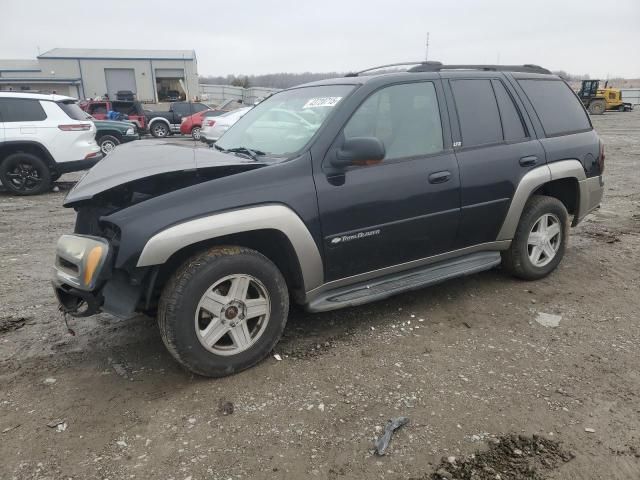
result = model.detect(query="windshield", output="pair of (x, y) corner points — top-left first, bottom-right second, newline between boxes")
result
(216, 85), (354, 156)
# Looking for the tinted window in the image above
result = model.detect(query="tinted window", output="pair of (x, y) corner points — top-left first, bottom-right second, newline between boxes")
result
(0, 98), (47, 122)
(172, 102), (189, 115)
(493, 80), (527, 141)
(451, 79), (502, 147)
(518, 79), (591, 136)
(58, 101), (89, 120)
(344, 82), (443, 160)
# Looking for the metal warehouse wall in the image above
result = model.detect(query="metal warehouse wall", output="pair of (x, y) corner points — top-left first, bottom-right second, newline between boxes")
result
(78, 58), (198, 102)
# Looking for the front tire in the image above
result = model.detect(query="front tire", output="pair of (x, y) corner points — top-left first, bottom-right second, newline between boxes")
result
(158, 246), (289, 377)
(191, 126), (201, 140)
(588, 99), (606, 115)
(0, 152), (52, 195)
(98, 134), (120, 155)
(502, 195), (568, 280)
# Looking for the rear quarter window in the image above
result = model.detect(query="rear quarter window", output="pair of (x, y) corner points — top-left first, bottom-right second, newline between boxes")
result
(0, 98), (47, 122)
(518, 79), (591, 136)
(57, 101), (89, 121)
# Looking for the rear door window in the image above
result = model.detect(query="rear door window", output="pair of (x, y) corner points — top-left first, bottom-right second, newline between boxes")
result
(518, 79), (591, 136)
(343, 81), (443, 160)
(0, 98), (47, 122)
(492, 80), (528, 141)
(451, 79), (502, 147)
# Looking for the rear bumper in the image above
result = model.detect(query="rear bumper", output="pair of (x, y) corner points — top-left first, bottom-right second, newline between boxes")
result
(56, 154), (103, 174)
(574, 175), (604, 225)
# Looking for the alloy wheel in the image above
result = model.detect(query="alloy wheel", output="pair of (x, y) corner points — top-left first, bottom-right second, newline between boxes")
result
(194, 274), (271, 356)
(527, 213), (562, 267)
(4, 161), (44, 193)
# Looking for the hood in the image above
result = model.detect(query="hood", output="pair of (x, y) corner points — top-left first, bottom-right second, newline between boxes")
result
(63, 140), (265, 205)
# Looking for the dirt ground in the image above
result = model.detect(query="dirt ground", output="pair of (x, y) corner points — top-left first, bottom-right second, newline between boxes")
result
(1, 111), (639, 480)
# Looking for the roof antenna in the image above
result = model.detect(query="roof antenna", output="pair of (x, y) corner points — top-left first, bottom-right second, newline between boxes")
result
(425, 33), (430, 62)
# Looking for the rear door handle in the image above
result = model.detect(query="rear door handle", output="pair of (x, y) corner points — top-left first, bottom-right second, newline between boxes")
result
(428, 170), (451, 184)
(519, 155), (538, 167)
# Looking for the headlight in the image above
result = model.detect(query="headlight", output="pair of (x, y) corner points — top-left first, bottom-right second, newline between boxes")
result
(126, 127), (135, 135)
(54, 235), (110, 291)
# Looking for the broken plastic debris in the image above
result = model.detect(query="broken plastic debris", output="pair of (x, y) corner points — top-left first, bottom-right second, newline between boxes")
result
(535, 312), (562, 328)
(585, 427), (595, 433)
(374, 416), (409, 455)
(43, 377), (57, 385)
(273, 354), (282, 361)
(47, 419), (65, 428)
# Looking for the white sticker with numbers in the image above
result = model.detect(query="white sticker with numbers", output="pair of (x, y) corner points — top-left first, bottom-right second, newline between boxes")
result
(303, 97), (343, 109)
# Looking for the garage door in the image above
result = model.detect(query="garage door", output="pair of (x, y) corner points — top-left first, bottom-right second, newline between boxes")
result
(155, 68), (184, 79)
(105, 68), (136, 98)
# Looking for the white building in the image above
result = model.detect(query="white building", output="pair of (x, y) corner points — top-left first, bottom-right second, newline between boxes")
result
(0, 48), (199, 103)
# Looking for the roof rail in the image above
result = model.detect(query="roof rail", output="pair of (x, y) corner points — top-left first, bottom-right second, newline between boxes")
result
(345, 61), (551, 77)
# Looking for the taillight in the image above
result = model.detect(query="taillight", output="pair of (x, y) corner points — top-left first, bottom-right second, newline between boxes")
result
(205, 119), (216, 127)
(598, 141), (605, 174)
(59, 124), (91, 131)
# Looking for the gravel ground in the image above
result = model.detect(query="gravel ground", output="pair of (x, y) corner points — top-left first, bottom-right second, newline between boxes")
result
(1, 112), (639, 480)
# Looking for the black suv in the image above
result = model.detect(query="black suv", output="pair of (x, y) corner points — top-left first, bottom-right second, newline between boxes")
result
(53, 62), (604, 377)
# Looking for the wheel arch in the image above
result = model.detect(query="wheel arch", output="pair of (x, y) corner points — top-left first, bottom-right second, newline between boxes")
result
(148, 117), (171, 128)
(152, 229), (307, 306)
(0, 141), (56, 170)
(96, 130), (123, 140)
(497, 160), (586, 240)
(136, 204), (324, 295)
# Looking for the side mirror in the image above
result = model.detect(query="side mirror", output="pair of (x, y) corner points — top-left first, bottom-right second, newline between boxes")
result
(331, 137), (385, 168)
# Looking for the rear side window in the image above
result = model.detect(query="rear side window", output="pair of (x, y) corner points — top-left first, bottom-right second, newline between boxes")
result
(493, 80), (528, 141)
(343, 81), (443, 160)
(518, 79), (591, 136)
(57, 101), (89, 120)
(0, 98), (47, 122)
(451, 79), (502, 147)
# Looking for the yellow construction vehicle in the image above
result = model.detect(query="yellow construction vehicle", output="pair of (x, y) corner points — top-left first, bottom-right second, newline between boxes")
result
(577, 80), (633, 114)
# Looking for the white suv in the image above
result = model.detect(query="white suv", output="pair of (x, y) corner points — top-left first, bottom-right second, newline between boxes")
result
(0, 92), (101, 195)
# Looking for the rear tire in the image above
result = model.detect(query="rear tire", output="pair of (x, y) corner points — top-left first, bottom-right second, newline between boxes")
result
(150, 121), (169, 138)
(588, 99), (606, 115)
(191, 126), (201, 140)
(501, 195), (568, 280)
(0, 152), (52, 196)
(158, 246), (289, 377)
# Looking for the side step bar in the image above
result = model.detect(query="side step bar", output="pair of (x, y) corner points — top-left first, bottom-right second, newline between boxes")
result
(306, 251), (501, 313)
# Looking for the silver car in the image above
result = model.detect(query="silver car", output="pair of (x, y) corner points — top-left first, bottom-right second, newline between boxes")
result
(200, 107), (251, 145)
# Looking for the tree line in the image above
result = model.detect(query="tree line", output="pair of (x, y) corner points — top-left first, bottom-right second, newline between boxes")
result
(199, 72), (345, 89)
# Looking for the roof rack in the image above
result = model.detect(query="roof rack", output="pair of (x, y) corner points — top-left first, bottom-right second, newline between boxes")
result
(345, 61), (551, 77)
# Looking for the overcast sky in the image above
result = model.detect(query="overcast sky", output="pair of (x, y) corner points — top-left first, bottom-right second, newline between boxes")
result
(2, 0), (639, 78)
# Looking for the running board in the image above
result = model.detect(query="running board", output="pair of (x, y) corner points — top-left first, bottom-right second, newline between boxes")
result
(306, 251), (501, 313)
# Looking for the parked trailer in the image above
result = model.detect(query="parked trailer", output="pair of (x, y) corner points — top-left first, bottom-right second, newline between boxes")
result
(621, 89), (640, 105)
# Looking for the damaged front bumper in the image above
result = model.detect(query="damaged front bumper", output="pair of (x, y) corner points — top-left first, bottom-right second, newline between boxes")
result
(52, 234), (111, 317)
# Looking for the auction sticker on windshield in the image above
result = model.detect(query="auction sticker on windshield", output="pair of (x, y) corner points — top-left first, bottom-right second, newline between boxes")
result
(303, 97), (342, 109)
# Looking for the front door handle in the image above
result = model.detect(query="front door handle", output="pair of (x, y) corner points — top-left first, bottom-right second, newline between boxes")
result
(428, 170), (451, 184)
(519, 155), (538, 167)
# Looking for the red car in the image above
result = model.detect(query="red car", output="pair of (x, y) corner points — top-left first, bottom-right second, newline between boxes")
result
(179, 110), (212, 140)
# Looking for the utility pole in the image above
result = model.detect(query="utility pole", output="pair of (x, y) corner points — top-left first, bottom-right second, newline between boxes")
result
(425, 33), (430, 62)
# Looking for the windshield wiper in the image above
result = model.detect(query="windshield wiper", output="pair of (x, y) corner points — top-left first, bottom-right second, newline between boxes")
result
(214, 145), (265, 161)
